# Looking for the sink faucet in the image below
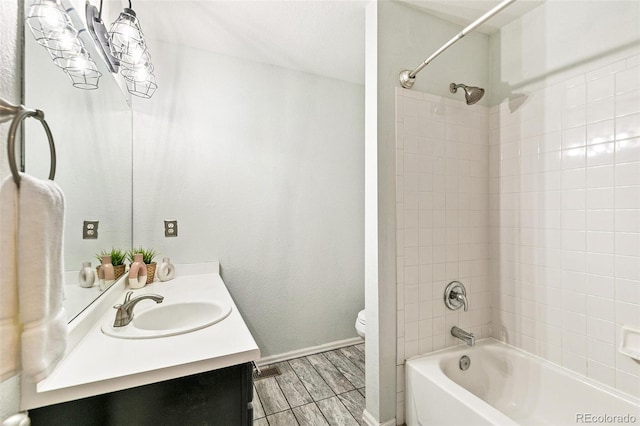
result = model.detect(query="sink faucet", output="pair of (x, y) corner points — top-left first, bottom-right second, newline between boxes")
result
(451, 326), (475, 346)
(113, 291), (164, 327)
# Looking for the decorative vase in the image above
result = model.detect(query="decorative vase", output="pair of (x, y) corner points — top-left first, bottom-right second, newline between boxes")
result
(145, 262), (157, 284)
(157, 257), (175, 282)
(128, 253), (147, 289)
(100, 255), (114, 291)
(78, 261), (95, 288)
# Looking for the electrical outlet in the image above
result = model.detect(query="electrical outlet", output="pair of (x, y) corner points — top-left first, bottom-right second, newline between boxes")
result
(164, 220), (178, 237)
(83, 220), (99, 239)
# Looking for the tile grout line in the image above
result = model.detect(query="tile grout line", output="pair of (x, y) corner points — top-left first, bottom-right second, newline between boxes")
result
(257, 345), (365, 425)
(309, 350), (363, 425)
(286, 358), (334, 425)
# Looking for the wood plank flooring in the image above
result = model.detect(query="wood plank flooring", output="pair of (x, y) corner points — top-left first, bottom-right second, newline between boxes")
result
(253, 343), (365, 426)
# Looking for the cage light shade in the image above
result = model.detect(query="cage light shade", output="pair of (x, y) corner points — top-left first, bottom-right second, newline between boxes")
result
(48, 45), (89, 69)
(108, 8), (148, 67)
(66, 59), (102, 90)
(125, 73), (157, 99)
(26, 0), (70, 40)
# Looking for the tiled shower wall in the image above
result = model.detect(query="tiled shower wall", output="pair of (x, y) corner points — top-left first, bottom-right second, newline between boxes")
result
(395, 88), (491, 424)
(490, 53), (640, 396)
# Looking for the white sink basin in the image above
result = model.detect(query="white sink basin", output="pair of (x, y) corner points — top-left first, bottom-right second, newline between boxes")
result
(101, 301), (232, 339)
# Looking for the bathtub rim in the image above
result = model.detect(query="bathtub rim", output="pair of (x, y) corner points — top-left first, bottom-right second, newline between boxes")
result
(405, 338), (640, 417)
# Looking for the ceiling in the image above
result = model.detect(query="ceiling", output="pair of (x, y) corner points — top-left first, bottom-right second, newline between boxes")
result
(133, 0), (545, 85)
(402, 0), (544, 35)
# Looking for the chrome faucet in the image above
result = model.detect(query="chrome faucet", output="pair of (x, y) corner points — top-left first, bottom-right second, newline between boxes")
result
(113, 291), (164, 327)
(444, 281), (468, 312)
(451, 326), (475, 346)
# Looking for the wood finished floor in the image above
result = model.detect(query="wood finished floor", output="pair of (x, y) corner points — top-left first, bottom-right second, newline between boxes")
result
(253, 343), (365, 426)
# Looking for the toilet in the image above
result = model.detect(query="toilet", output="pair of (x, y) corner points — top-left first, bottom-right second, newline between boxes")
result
(355, 310), (365, 339)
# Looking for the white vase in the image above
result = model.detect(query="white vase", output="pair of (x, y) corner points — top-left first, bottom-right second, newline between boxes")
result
(78, 261), (95, 288)
(157, 257), (175, 282)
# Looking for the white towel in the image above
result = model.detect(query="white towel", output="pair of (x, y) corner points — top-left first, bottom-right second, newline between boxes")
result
(0, 176), (20, 381)
(0, 174), (67, 382)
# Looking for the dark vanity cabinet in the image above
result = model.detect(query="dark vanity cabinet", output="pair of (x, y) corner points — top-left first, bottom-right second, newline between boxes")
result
(29, 362), (254, 426)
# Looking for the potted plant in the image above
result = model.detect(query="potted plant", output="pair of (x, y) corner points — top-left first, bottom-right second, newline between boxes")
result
(127, 247), (158, 284)
(95, 248), (127, 280)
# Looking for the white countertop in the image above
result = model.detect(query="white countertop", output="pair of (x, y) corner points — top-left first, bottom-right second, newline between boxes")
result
(22, 264), (260, 409)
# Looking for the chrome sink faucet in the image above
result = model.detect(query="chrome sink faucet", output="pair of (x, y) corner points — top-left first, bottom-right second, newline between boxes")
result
(113, 291), (164, 327)
(451, 326), (475, 346)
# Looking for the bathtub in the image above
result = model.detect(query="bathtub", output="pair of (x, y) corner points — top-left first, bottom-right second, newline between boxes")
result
(405, 338), (639, 425)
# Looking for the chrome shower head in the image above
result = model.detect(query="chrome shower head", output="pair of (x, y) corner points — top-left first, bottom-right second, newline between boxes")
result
(450, 83), (485, 105)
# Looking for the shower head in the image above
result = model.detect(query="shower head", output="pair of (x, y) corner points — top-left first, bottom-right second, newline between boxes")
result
(450, 83), (485, 105)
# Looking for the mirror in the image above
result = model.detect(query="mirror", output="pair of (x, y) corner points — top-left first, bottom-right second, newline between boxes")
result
(23, 0), (133, 322)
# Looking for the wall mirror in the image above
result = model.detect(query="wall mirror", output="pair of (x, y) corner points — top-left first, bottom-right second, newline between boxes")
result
(23, 0), (133, 322)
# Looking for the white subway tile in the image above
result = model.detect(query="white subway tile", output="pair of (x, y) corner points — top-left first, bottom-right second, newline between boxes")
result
(615, 233), (640, 257)
(615, 138), (640, 163)
(587, 360), (616, 388)
(562, 127), (586, 150)
(587, 188), (614, 210)
(586, 274), (615, 300)
(587, 338), (615, 366)
(586, 253), (615, 277)
(586, 295), (615, 322)
(565, 84), (586, 107)
(587, 75), (615, 102)
(586, 210), (615, 232)
(615, 89), (640, 117)
(615, 256), (640, 281)
(586, 231), (615, 254)
(615, 370), (640, 397)
(587, 96), (615, 123)
(564, 105), (586, 129)
(587, 120), (615, 145)
(615, 210), (640, 233)
(616, 113), (640, 140)
(615, 66), (640, 94)
(586, 317), (615, 343)
(563, 331), (587, 356)
(615, 301), (640, 325)
(587, 142), (615, 166)
(615, 278), (640, 305)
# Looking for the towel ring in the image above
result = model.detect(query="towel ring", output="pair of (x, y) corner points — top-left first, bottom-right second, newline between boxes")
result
(1, 98), (56, 188)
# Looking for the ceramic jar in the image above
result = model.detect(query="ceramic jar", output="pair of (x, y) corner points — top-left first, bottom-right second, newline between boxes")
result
(128, 253), (148, 289)
(78, 261), (95, 288)
(99, 255), (115, 291)
(157, 257), (175, 282)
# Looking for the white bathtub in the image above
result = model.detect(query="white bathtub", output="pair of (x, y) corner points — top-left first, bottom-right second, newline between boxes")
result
(406, 338), (639, 425)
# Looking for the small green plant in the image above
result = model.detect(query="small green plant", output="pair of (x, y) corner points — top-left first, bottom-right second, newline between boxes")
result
(127, 247), (158, 265)
(95, 248), (126, 266)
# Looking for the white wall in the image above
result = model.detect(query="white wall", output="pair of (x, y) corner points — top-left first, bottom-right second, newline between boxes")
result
(0, 1), (22, 420)
(132, 41), (364, 358)
(395, 88), (491, 424)
(375, 2), (490, 423)
(489, 1), (640, 396)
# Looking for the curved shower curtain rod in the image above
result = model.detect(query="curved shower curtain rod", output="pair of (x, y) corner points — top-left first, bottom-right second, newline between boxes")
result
(399, 0), (517, 89)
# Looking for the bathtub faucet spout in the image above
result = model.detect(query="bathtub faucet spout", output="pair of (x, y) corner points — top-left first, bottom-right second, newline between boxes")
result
(451, 326), (475, 346)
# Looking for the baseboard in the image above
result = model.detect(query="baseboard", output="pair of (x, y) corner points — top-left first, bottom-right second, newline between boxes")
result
(362, 409), (396, 426)
(256, 337), (364, 366)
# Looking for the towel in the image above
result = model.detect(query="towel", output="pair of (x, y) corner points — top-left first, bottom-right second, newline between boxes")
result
(0, 176), (19, 381)
(0, 174), (67, 382)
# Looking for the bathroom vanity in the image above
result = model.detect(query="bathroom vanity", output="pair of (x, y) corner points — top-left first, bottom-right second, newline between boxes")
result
(22, 263), (260, 425)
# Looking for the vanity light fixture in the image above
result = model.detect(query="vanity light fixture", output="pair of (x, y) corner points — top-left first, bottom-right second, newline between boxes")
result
(85, 0), (120, 73)
(25, 0), (102, 90)
(108, 1), (157, 98)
